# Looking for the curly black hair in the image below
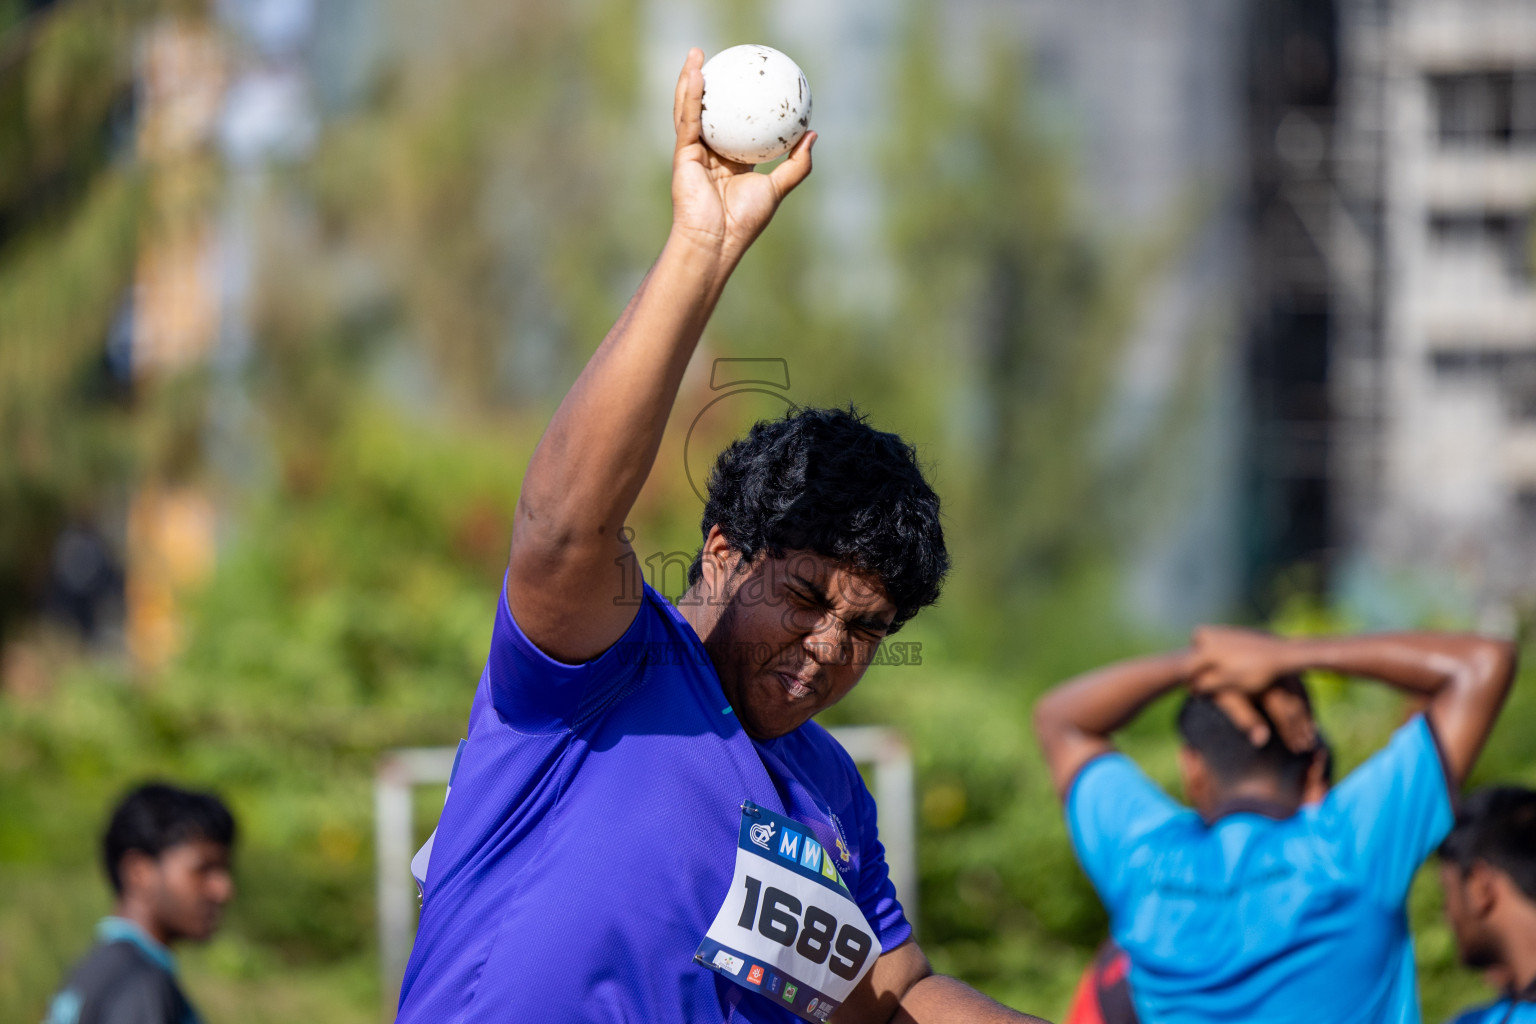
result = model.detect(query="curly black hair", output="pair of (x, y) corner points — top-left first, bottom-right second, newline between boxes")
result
(686, 406), (948, 631)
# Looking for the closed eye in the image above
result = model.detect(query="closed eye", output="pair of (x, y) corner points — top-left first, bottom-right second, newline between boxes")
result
(786, 586), (821, 608)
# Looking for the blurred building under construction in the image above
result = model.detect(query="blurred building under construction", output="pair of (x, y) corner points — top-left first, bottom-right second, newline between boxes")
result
(774, 0), (1536, 625)
(1247, 0), (1536, 621)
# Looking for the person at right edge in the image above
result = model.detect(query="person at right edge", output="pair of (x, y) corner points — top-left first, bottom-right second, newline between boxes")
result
(1034, 626), (1516, 1023)
(1438, 785), (1536, 1024)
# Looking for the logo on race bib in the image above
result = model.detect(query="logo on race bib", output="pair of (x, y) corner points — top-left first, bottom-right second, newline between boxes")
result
(819, 855), (841, 886)
(746, 965), (765, 986)
(750, 822), (776, 849)
(777, 831), (800, 861)
(784, 983), (799, 1002)
(799, 839), (822, 872)
(712, 950), (745, 976)
(807, 998), (819, 1012)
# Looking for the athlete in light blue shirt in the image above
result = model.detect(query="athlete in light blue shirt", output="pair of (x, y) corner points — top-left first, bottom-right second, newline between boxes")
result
(1439, 787), (1536, 1024)
(396, 48), (1046, 1024)
(1034, 627), (1516, 1024)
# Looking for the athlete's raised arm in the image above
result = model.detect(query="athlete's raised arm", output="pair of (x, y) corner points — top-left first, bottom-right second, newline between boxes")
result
(507, 49), (815, 662)
(1190, 627), (1517, 786)
(1033, 649), (1199, 800)
(1033, 644), (1322, 801)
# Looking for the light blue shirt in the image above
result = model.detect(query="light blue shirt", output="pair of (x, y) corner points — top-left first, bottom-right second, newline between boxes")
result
(1449, 996), (1536, 1024)
(1068, 715), (1454, 1024)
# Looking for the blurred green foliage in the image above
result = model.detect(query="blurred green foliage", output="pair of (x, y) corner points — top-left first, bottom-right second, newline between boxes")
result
(0, 0), (143, 635)
(3, 1), (1534, 1022)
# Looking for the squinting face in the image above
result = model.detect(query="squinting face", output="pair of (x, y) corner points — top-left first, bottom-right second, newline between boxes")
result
(146, 839), (235, 943)
(702, 549), (896, 740)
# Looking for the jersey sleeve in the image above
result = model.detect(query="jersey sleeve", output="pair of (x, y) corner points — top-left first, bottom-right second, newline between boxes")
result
(1066, 754), (1184, 909)
(846, 756), (913, 953)
(485, 578), (657, 732)
(1324, 714), (1455, 907)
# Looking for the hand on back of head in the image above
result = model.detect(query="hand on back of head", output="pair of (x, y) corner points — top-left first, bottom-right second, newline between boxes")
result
(1190, 626), (1319, 755)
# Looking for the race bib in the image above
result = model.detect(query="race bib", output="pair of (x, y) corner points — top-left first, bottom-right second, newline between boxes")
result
(694, 802), (882, 1022)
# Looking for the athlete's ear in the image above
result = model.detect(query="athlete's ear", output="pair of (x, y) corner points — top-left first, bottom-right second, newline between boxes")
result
(1178, 746), (1213, 813)
(699, 526), (738, 590)
(1465, 861), (1499, 920)
(119, 850), (162, 899)
(702, 524), (731, 557)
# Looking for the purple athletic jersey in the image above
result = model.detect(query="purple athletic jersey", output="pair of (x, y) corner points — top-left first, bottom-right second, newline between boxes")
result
(395, 582), (910, 1023)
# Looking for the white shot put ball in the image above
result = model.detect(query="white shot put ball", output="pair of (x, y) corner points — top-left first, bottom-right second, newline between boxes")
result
(700, 45), (812, 165)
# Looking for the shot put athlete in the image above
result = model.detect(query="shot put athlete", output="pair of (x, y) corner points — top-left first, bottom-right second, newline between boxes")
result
(395, 49), (1047, 1024)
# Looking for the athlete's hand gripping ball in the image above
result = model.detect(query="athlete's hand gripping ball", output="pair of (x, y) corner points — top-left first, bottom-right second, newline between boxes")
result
(670, 48), (816, 265)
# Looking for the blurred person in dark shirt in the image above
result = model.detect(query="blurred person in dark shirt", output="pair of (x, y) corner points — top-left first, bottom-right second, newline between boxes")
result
(44, 783), (236, 1024)
(1439, 786), (1536, 1024)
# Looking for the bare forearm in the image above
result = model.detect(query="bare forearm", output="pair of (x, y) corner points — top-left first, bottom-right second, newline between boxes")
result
(1038, 651), (1195, 737)
(502, 48), (815, 661)
(1194, 628), (1515, 784)
(1033, 650), (1194, 797)
(516, 234), (734, 549)
(505, 234), (739, 660)
(1276, 633), (1515, 782)
(1274, 633), (1509, 696)
(890, 975), (1050, 1024)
